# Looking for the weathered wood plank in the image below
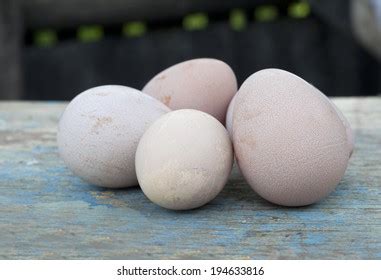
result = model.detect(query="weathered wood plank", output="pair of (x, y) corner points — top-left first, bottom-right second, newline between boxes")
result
(0, 0), (22, 99)
(22, 0), (281, 28)
(0, 97), (380, 259)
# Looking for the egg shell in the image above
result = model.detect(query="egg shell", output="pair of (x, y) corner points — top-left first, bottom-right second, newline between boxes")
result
(323, 97), (354, 157)
(57, 85), (170, 188)
(135, 109), (233, 210)
(232, 69), (349, 206)
(142, 58), (237, 123)
(227, 88), (354, 158)
(225, 94), (236, 139)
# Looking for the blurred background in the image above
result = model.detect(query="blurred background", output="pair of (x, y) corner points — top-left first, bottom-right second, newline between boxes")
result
(1, 0), (381, 100)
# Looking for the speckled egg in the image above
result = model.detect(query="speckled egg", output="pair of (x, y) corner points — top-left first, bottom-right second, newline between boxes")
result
(226, 87), (354, 157)
(142, 58), (237, 123)
(135, 109), (233, 210)
(57, 85), (170, 188)
(232, 69), (350, 206)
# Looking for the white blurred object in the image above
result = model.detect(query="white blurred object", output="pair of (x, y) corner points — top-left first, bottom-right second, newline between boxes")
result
(352, 0), (381, 59)
(372, 0), (381, 26)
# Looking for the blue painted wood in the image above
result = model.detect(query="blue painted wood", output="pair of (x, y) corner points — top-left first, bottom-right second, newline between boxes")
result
(0, 98), (380, 259)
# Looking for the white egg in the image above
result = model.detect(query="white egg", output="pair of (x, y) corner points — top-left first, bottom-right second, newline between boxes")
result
(135, 109), (233, 210)
(57, 85), (170, 188)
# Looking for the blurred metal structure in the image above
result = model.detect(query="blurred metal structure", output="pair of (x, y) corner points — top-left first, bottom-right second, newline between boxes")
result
(309, 0), (381, 60)
(0, 0), (381, 100)
(22, 0), (280, 28)
(352, 0), (381, 60)
(308, 0), (351, 35)
(0, 0), (22, 99)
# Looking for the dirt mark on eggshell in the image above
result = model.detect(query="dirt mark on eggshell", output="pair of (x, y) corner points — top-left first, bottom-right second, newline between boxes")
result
(91, 116), (113, 134)
(161, 95), (172, 106)
(156, 74), (167, 81)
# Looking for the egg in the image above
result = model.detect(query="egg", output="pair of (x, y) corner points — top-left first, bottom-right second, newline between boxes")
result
(232, 69), (350, 206)
(142, 58), (237, 123)
(227, 87), (354, 157)
(225, 94), (236, 139)
(135, 109), (233, 210)
(57, 85), (170, 188)
(323, 97), (354, 157)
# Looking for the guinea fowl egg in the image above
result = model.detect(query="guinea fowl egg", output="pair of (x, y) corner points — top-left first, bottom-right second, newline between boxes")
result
(57, 85), (170, 188)
(135, 109), (233, 210)
(142, 58), (237, 124)
(232, 69), (350, 206)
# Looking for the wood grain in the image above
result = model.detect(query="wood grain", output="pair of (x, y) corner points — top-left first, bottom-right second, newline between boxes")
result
(0, 97), (380, 259)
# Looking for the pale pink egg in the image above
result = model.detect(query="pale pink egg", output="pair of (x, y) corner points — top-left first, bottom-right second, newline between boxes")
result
(232, 69), (350, 206)
(143, 58), (237, 123)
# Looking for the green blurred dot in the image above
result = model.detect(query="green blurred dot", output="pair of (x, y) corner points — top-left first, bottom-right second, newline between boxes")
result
(34, 30), (57, 47)
(122, 22), (147, 37)
(77, 25), (104, 42)
(183, 13), (209, 31)
(230, 9), (247, 31)
(254, 5), (279, 22)
(289, 1), (311, 18)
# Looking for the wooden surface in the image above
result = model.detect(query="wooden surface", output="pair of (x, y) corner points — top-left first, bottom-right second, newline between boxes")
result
(0, 97), (380, 259)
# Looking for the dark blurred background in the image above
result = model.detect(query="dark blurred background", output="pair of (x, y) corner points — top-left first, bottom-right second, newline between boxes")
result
(1, 0), (381, 100)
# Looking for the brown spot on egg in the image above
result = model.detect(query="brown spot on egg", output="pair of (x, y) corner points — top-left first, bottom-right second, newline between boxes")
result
(161, 95), (172, 106)
(156, 74), (167, 81)
(91, 116), (113, 133)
